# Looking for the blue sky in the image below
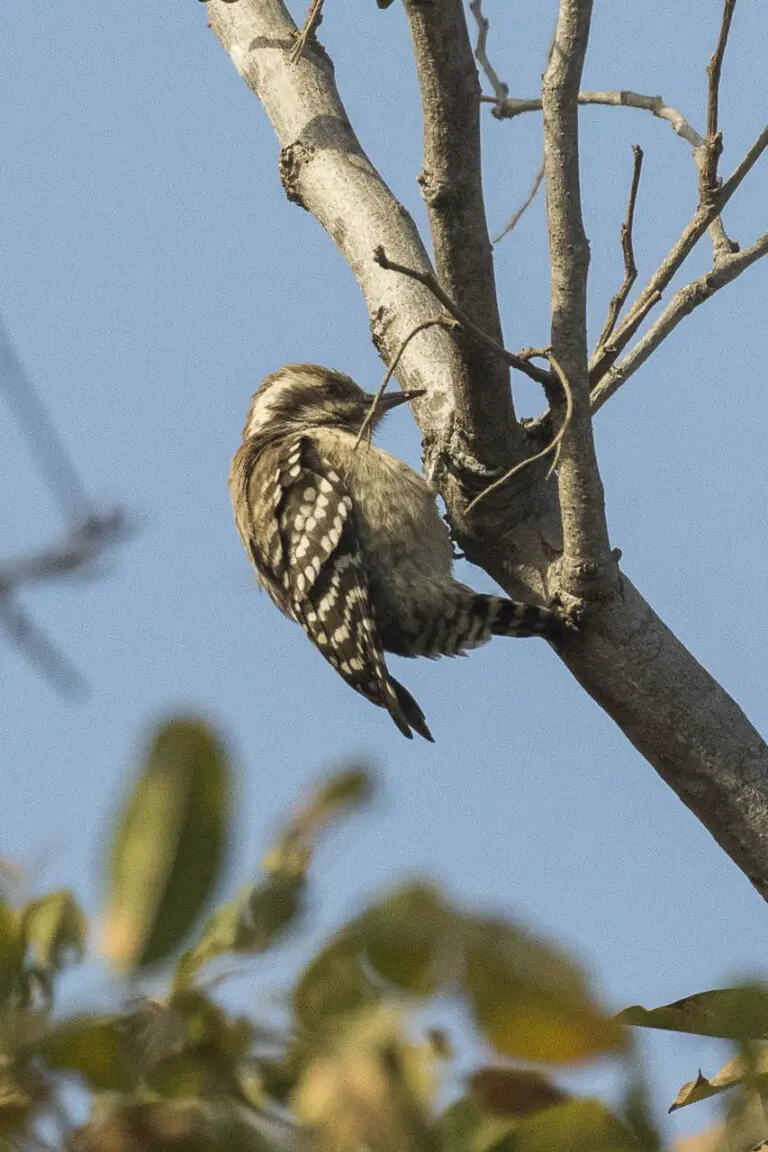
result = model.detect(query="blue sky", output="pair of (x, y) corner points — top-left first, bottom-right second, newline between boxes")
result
(1, 0), (767, 1139)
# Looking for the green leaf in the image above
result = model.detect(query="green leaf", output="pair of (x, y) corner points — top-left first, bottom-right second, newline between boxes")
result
(354, 882), (455, 995)
(433, 1097), (516, 1152)
(41, 1015), (140, 1092)
(0, 898), (22, 1005)
(264, 766), (374, 875)
(463, 916), (624, 1064)
(618, 987), (768, 1040)
(173, 870), (306, 991)
(293, 934), (379, 1032)
(20, 890), (86, 975)
(514, 1099), (636, 1152)
(103, 717), (232, 971)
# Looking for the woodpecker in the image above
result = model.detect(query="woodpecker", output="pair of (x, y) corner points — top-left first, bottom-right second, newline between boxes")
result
(229, 364), (562, 741)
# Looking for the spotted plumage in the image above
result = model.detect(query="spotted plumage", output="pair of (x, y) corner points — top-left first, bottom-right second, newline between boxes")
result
(230, 364), (563, 741)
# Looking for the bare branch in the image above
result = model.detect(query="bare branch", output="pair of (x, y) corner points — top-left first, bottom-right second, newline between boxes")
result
(0, 593), (87, 697)
(493, 161), (545, 244)
(589, 122), (768, 389)
(700, 0), (739, 261)
(403, 0), (518, 461)
(0, 313), (93, 525)
(289, 0), (324, 64)
(468, 0), (508, 105)
(466, 352), (574, 514)
(591, 231), (768, 412)
(542, 0), (615, 598)
(354, 318), (456, 449)
(595, 145), (643, 352)
(488, 89), (706, 150)
(373, 247), (554, 388)
(0, 511), (131, 594)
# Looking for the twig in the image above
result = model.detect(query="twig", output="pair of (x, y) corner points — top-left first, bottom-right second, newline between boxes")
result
(373, 247), (554, 388)
(589, 122), (768, 388)
(595, 145), (643, 351)
(289, 0), (324, 64)
(0, 510), (131, 594)
(486, 90), (705, 152)
(466, 352), (574, 513)
(468, 0), (508, 104)
(701, 0), (739, 260)
(493, 160), (545, 243)
(0, 593), (87, 697)
(354, 318), (455, 449)
(0, 313), (93, 524)
(591, 230), (768, 412)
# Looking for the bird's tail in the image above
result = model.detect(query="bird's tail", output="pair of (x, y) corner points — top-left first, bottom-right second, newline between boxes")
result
(387, 677), (434, 742)
(480, 595), (562, 640)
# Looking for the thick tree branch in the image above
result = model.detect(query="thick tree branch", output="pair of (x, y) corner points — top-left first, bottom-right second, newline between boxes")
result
(402, 0), (520, 465)
(542, 0), (615, 599)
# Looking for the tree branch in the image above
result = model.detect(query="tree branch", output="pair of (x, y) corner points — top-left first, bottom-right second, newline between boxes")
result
(589, 123), (768, 389)
(591, 231), (768, 411)
(595, 145), (643, 353)
(402, 0), (520, 464)
(542, 0), (615, 599)
(700, 0), (739, 261)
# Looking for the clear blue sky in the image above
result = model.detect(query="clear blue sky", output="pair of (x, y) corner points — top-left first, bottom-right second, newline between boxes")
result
(1, 0), (766, 1139)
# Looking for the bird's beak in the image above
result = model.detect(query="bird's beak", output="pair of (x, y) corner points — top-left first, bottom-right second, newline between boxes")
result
(374, 388), (426, 412)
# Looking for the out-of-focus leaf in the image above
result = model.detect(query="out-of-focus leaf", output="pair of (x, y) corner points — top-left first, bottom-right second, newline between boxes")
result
(70, 1099), (271, 1152)
(433, 1097), (517, 1152)
(173, 870), (306, 991)
(20, 890), (86, 974)
(41, 1015), (140, 1092)
(147, 1049), (231, 1098)
(463, 916), (624, 1064)
(0, 1055), (45, 1139)
(469, 1067), (567, 1118)
(354, 882), (455, 995)
(623, 1076), (662, 1152)
(293, 1008), (434, 1152)
(618, 987), (768, 1040)
(294, 933), (379, 1032)
(514, 1098), (636, 1152)
(669, 1050), (768, 1112)
(0, 899), (22, 1005)
(103, 717), (232, 971)
(264, 766), (374, 875)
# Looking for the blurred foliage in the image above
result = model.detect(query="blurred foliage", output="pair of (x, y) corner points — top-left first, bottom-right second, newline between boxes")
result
(1, 716), (767, 1149)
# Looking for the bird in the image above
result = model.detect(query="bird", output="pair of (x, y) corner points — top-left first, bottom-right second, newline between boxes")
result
(229, 364), (563, 741)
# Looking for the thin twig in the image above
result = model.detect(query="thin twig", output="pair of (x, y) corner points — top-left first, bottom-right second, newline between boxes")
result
(493, 160), (545, 243)
(373, 247), (554, 388)
(701, 0), (739, 260)
(486, 90), (705, 151)
(589, 121), (768, 387)
(289, 0), (324, 64)
(466, 352), (574, 513)
(468, 0), (509, 104)
(595, 145), (643, 351)
(354, 319), (455, 449)
(591, 230), (768, 412)
(0, 593), (87, 697)
(0, 313), (93, 524)
(0, 511), (131, 594)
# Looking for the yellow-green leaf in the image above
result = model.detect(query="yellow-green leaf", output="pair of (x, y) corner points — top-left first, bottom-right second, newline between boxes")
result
(0, 899), (22, 1005)
(42, 1015), (140, 1092)
(514, 1099), (636, 1152)
(618, 987), (768, 1040)
(433, 1097), (517, 1152)
(21, 890), (86, 974)
(464, 917), (624, 1064)
(294, 934), (379, 1032)
(354, 882), (455, 995)
(103, 717), (232, 971)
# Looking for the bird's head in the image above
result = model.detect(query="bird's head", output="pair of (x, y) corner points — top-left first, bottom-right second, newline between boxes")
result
(242, 364), (424, 440)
